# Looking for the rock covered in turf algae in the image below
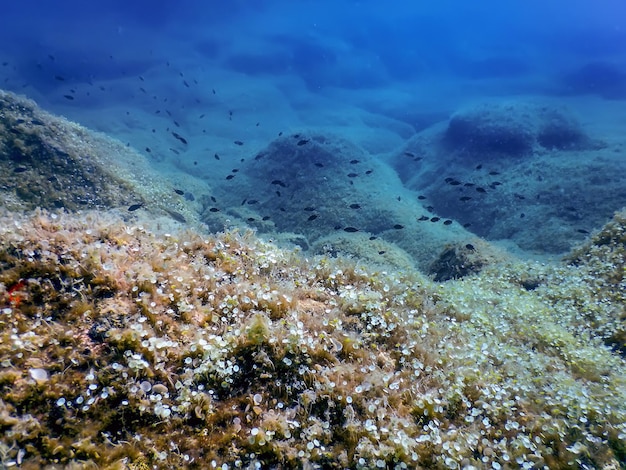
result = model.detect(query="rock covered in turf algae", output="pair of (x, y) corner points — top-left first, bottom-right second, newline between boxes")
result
(219, 131), (469, 271)
(391, 100), (624, 254)
(0, 89), (196, 223)
(566, 208), (626, 355)
(444, 101), (597, 157)
(0, 209), (624, 469)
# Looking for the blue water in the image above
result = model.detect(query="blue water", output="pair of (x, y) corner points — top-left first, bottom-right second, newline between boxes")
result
(1, 0), (626, 256)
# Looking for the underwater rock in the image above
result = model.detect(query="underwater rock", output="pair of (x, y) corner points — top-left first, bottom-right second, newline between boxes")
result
(211, 131), (470, 270)
(0, 209), (624, 469)
(390, 100), (624, 254)
(566, 208), (626, 356)
(562, 61), (626, 99)
(443, 101), (594, 158)
(0, 89), (199, 224)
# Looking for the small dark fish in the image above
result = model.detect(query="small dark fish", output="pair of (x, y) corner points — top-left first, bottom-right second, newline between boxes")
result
(226, 174), (235, 180)
(214, 153), (220, 160)
(459, 196), (472, 202)
(170, 148), (180, 155)
(404, 152), (416, 157)
(276, 191), (281, 197)
(241, 199), (247, 206)
(54, 75), (65, 81)
(128, 203), (143, 212)
(139, 87), (147, 94)
(464, 183), (475, 187)
(463, 223), (472, 228)
(199, 114), (206, 119)
(397, 196), (402, 201)
(247, 217), (256, 222)
(350, 159), (360, 164)
(262, 216), (270, 221)
(234, 140), (244, 146)
(314, 162), (324, 168)
(30, 119), (45, 126)
(278, 131), (283, 136)
(173, 120), (180, 127)
(369, 236), (377, 240)
(489, 171), (500, 175)
(172, 132), (188, 145)
(475, 164), (483, 170)
(491, 181), (502, 186)
(297, 139), (310, 146)
(378, 251), (386, 255)
(349, 204), (361, 209)
(448, 180), (462, 186)
(174, 189), (184, 195)
(212, 89), (216, 94)
(145, 147), (151, 153)
(231, 168), (239, 173)
(365, 169), (373, 175)
(443, 220), (453, 225)
(514, 193), (526, 200)
(476, 187), (486, 193)
(271, 179), (287, 187)
(210, 196), (217, 203)
(307, 214), (318, 221)
(139, 75), (144, 81)
(465, 244), (475, 251)
(247, 199), (258, 205)
(430, 217), (440, 222)
(183, 80), (190, 88)
(393, 224), (404, 230)
(347, 173), (359, 178)
(13, 166), (28, 173)
(577, 229), (590, 234)
(418, 216), (430, 221)
(209, 207), (220, 212)
(520, 213), (525, 218)
(426, 206), (434, 212)
(304, 206), (316, 212)
(166, 209), (187, 224)
(418, 195), (426, 200)
(63, 94), (74, 100)
(343, 227), (359, 233)
(334, 225), (343, 230)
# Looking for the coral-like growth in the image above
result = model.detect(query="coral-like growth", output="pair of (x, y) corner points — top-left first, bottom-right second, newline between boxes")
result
(0, 209), (624, 469)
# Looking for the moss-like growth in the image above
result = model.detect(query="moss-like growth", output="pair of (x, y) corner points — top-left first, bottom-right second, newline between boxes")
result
(0, 209), (624, 469)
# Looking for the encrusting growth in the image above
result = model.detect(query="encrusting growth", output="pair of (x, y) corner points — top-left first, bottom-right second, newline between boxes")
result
(0, 209), (624, 469)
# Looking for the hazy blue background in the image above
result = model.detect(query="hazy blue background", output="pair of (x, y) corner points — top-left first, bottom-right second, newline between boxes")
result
(1, 0), (625, 169)
(1, 0), (626, 256)
(2, 0), (625, 103)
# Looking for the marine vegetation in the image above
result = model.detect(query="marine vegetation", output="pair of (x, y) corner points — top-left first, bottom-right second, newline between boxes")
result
(0, 209), (624, 469)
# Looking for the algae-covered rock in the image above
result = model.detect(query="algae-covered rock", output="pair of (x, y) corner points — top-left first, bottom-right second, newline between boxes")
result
(0, 90), (200, 225)
(566, 208), (626, 355)
(0, 209), (624, 469)
(204, 131), (474, 271)
(444, 101), (596, 158)
(390, 100), (625, 254)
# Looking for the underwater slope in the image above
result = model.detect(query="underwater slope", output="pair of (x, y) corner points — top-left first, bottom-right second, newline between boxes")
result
(0, 208), (624, 469)
(0, 88), (624, 469)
